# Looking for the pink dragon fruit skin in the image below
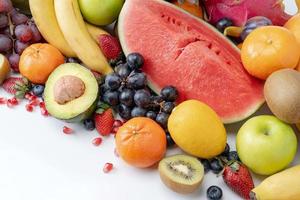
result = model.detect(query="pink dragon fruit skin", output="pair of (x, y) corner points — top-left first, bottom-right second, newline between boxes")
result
(204, 0), (292, 26)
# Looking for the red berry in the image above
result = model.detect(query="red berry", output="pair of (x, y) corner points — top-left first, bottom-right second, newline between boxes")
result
(113, 120), (123, 128)
(92, 137), (103, 146)
(25, 104), (33, 112)
(0, 97), (7, 104)
(103, 163), (113, 173)
(10, 97), (18, 105)
(63, 126), (73, 134)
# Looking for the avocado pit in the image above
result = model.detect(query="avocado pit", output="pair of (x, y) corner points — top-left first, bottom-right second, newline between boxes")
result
(54, 75), (85, 105)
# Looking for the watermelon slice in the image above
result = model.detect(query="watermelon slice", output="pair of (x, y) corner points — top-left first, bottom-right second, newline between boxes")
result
(118, 0), (264, 123)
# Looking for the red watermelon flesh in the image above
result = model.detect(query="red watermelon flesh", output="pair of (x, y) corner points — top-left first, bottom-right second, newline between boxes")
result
(118, 0), (264, 123)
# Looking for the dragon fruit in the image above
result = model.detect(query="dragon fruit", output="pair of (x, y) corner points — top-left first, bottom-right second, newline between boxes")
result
(204, 0), (294, 26)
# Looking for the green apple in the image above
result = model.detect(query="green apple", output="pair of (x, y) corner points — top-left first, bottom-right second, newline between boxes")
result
(78, 0), (124, 26)
(236, 115), (297, 175)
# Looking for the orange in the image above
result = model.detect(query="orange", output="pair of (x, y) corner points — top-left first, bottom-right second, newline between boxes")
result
(19, 43), (65, 84)
(172, 0), (203, 18)
(284, 13), (300, 44)
(115, 117), (167, 168)
(241, 26), (300, 80)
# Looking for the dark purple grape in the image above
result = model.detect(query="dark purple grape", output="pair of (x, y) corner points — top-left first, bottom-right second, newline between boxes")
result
(66, 57), (80, 63)
(11, 12), (28, 25)
(102, 90), (119, 106)
(118, 104), (132, 120)
(146, 111), (157, 120)
(162, 102), (175, 114)
(216, 18), (233, 33)
(0, 14), (8, 29)
(134, 89), (151, 108)
(115, 63), (131, 78)
(0, 0), (13, 13)
(131, 107), (147, 117)
(119, 88), (134, 107)
(0, 34), (12, 52)
(8, 53), (20, 72)
(1, 27), (10, 35)
(127, 72), (146, 89)
(14, 40), (30, 54)
(14, 24), (33, 43)
(29, 23), (42, 42)
(105, 73), (121, 90)
(160, 86), (178, 101)
(241, 16), (272, 40)
(127, 52), (144, 70)
(156, 112), (169, 129)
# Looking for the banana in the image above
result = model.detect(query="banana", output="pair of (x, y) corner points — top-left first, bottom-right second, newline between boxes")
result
(251, 165), (300, 200)
(86, 23), (109, 44)
(29, 0), (76, 57)
(54, 0), (112, 74)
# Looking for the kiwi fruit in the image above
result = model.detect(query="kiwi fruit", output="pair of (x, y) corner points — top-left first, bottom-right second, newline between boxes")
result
(158, 154), (204, 194)
(0, 54), (10, 85)
(264, 69), (300, 123)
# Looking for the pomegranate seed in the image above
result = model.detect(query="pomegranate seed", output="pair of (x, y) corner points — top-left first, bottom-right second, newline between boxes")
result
(111, 126), (119, 134)
(41, 107), (49, 116)
(0, 97), (7, 104)
(113, 120), (123, 128)
(10, 97), (18, 105)
(29, 95), (37, 101)
(25, 104), (33, 112)
(29, 98), (40, 106)
(92, 137), (103, 146)
(25, 93), (32, 100)
(63, 126), (73, 134)
(39, 101), (45, 108)
(103, 163), (113, 173)
(7, 99), (14, 108)
(114, 148), (119, 157)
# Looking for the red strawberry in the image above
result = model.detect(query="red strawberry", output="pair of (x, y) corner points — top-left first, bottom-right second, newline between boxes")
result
(94, 102), (114, 136)
(98, 34), (122, 60)
(222, 161), (254, 199)
(2, 77), (31, 98)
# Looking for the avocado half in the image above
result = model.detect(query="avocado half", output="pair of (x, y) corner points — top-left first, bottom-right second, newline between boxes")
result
(44, 63), (99, 122)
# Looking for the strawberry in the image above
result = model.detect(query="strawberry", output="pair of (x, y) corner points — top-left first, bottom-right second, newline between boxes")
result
(94, 102), (114, 136)
(98, 34), (122, 61)
(222, 161), (254, 199)
(2, 77), (31, 98)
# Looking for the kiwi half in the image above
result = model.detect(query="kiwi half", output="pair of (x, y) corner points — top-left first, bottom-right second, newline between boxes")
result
(158, 154), (204, 194)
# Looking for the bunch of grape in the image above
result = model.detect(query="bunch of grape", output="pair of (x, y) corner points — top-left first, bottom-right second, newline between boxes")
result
(0, 0), (42, 72)
(101, 53), (178, 130)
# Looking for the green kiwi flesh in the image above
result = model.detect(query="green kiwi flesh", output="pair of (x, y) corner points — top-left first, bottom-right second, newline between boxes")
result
(158, 154), (204, 194)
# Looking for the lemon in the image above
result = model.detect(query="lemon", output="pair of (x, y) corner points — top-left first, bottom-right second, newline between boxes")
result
(168, 100), (227, 159)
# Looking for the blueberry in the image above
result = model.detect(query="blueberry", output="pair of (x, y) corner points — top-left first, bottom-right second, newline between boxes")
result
(201, 159), (211, 173)
(207, 186), (223, 200)
(134, 89), (151, 108)
(103, 90), (119, 106)
(210, 159), (223, 174)
(160, 86), (178, 101)
(216, 17), (233, 33)
(83, 119), (95, 131)
(162, 102), (175, 114)
(32, 84), (44, 97)
(127, 72), (147, 89)
(221, 143), (230, 157)
(127, 52), (144, 70)
(119, 88), (134, 107)
(131, 107), (147, 117)
(227, 151), (240, 161)
(100, 84), (109, 94)
(118, 104), (132, 120)
(166, 133), (175, 147)
(105, 73), (121, 90)
(156, 112), (169, 129)
(115, 63), (131, 79)
(146, 111), (157, 120)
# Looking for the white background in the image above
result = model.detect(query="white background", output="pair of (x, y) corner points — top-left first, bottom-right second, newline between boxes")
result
(0, 0), (299, 199)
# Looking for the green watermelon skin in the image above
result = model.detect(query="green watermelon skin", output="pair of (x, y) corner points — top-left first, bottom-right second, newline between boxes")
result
(118, 0), (264, 123)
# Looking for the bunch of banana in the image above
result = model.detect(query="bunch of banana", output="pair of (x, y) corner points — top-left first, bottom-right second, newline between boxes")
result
(29, 0), (112, 74)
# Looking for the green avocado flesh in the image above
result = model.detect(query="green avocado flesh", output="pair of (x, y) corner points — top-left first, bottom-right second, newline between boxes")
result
(44, 63), (98, 122)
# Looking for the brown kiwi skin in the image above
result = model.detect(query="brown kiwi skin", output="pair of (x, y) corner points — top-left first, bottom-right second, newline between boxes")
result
(264, 69), (300, 124)
(159, 169), (202, 194)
